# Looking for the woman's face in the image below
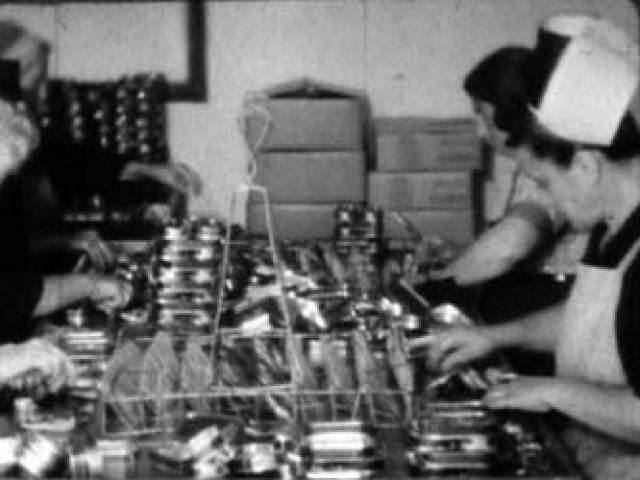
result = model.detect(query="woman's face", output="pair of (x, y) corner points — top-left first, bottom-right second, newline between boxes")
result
(473, 99), (510, 154)
(517, 148), (599, 232)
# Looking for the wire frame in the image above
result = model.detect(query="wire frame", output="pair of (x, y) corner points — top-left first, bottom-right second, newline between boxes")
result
(209, 181), (299, 418)
(212, 182), (292, 341)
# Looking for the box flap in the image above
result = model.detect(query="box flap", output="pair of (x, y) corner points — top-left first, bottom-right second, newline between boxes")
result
(264, 77), (358, 99)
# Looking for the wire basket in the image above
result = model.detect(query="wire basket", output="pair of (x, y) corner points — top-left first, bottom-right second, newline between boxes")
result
(98, 328), (414, 438)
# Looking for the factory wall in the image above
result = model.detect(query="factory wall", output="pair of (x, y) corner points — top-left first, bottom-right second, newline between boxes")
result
(0, 0), (637, 221)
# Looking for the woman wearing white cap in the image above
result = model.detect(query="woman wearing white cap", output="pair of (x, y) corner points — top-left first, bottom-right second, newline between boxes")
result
(410, 14), (640, 479)
(426, 46), (588, 328)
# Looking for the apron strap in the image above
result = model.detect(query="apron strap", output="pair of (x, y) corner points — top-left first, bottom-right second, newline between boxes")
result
(618, 236), (640, 271)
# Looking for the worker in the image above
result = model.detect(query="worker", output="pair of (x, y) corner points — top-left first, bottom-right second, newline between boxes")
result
(412, 14), (640, 480)
(0, 62), (131, 395)
(0, 60), (132, 343)
(426, 46), (587, 320)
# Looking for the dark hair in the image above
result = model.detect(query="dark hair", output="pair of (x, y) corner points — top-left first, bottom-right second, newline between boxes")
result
(522, 112), (640, 168)
(463, 46), (531, 147)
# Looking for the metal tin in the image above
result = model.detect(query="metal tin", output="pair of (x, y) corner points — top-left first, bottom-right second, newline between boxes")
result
(412, 432), (497, 454)
(68, 449), (103, 478)
(309, 454), (383, 472)
(193, 460), (228, 479)
(400, 314), (426, 333)
(185, 425), (221, 458)
(0, 436), (21, 475)
(160, 241), (219, 264)
(163, 223), (188, 242)
(309, 420), (367, 433)
(96, 439), (137, 479)
(306, 431), (375, 453)
(237, 312), (272, 334)
(236, 441), (277, 474)
(148, 441), (194, 476)
(156, 286), (214, 306)
(157, 307), (212, 328)
(119, 308), (150, 325)
(194, 220), (223, 243)
(66, 308), (87, 328)
(18, 432), (63, 478)
(412, 408), (497, 433)
(430, 303), (473, 326)
(67, 357), (107, 391)
(157, 266), (215, 286)
(408, 449), (493, 472)
(306, 467), (376, 479)
(62, 331), (113, 355)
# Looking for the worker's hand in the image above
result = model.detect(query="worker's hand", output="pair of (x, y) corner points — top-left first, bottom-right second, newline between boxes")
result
(2, 339), (75, 395)
(408, 326), (497, 372)
(143, 203), (173, 225)
(89, 276), (133, 314)
(483, 375), (560, 413)
(70, 229), (115, 272)
(120, 161), (203, 196)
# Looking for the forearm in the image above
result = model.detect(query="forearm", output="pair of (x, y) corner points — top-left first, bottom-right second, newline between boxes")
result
(550, 380), (640, 444)
(486, 301), (565, 353)
(448, 215), (545, 285)
(33, 274), (97, 317)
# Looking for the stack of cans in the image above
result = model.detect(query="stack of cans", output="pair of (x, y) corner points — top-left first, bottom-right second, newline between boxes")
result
(60, 308), (114, 404)
(334, 203), (382, 255)
(152, 217), (224, 333)
(40, 74), (169, 164)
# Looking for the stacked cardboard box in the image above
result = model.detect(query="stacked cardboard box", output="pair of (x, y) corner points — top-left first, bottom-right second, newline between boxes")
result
(245, 80), (366, 240)
(369, 117), (483, 246)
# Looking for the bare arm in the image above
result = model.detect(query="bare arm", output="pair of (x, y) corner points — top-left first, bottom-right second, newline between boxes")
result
(33, 274), (131, 317)
(553, 381), (640, 444)
(486, 377), (640, 445)
(436, 203), (552, 286)
(486, 300), (565, 353)
(412, 301), (565, 371)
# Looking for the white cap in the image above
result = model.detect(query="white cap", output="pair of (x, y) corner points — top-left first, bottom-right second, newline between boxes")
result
(530, 14), (639, 146)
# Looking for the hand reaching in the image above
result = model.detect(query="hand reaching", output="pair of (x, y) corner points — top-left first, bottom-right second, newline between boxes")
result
(120, 161), (203, 196)
(1, 339), (75, 395)
(483, 375), (559, 413)
(70, 229), (115, 272)
(89, 276), (133, 314)
(408, 326), (498, 372)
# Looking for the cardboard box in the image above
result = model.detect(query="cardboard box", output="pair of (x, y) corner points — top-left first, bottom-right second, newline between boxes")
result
(383, 209), (477, 245)
(253, 151), (366, 203)
(375, 117), (482, 171)
(246, 203), (336, 240)
(368, 171), (474, 210)
(244, 79), (363, 151)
